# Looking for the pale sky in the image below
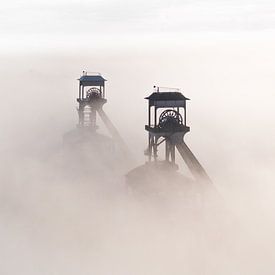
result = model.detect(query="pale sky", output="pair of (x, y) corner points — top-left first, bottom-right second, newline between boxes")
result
(1, 0), (275, 50)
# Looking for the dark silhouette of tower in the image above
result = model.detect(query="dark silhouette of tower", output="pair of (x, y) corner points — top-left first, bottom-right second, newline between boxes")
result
(145, 86), (211, 183)
(126, 86), (211, 187)
(64, 71), (131, 161)
(144, 89), (189, 164)
(77, 72), (106, 129)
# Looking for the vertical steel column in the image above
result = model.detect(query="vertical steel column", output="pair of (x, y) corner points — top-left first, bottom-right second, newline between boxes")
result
(165, 140), (170, 161)
(184, 103), (187, 126)
(148, 134), (152, 162)
(78, 104), (84, 126)
(148, 104), (151, 127)
(79, 83), (81, 99)
(154, 107), (157, 127)
(153, 136), (157, 161)
(171, 144), (176, 164)
(81, 85), (84, 100)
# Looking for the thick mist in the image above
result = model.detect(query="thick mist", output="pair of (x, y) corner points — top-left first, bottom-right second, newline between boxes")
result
(1, 39), (275, 274)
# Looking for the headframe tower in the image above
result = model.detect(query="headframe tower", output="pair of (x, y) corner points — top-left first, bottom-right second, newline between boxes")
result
(145, 86), (211, 183)
(77, 71), (106, 129)
(69, 71), (131, 158)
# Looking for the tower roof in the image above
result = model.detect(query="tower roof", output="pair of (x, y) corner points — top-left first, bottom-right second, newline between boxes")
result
(78, 74), (106, 86)
(145, 92), (190, 101)
(145, 92), (189, 108)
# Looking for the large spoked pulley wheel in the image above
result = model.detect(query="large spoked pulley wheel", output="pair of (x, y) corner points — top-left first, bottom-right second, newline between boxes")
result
(158, 109), (183, 130)
(86, 87), (102, 99)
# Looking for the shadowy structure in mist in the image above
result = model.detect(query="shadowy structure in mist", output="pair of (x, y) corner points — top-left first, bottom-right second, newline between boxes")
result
(63, 71), (133, 182)
(126, 86), (214, 203)
(1, 47), (275, 275)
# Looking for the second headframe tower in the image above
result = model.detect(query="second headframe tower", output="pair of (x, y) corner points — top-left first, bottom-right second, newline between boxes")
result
(72, 71), (130, 158)
(77, 71), (106, 129)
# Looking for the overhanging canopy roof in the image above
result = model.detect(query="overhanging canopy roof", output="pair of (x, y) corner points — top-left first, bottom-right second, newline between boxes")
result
(145, 92), (190, 108)
(145, 92), (189, 101)
(79, 75), (106, 86)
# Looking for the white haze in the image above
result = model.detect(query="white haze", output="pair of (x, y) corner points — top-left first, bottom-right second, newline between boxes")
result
(0, 39), (275, 274)
(1, 1), (275, 274)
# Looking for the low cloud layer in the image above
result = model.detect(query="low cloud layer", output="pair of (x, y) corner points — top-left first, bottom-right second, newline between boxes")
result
(0, 40), (275, 274)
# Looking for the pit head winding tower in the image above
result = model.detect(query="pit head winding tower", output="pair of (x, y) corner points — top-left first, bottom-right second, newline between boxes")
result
(145, 86), (211, 183)
(71, 71), (131, 159)
(77, 72), (107, 129)
(145, 87), (190, 164)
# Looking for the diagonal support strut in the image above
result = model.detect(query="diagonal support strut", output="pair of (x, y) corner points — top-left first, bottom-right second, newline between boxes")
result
(176, 141), (211, 183)
(97, 108), (132, 160)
